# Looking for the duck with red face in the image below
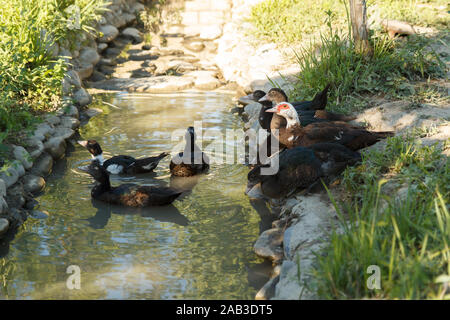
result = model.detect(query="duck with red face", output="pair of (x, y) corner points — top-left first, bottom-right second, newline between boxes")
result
(266, 102), (393, 150)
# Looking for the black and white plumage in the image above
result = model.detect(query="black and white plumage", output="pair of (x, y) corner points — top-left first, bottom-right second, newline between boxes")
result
(78, 140), (168, 175)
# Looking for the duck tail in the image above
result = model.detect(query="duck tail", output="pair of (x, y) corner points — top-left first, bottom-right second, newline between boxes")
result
(311, 83), (331, 110)
(134, 152), (169, 169)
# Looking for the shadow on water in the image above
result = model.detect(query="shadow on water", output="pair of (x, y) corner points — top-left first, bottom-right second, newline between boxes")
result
(85, 199), (190, 229)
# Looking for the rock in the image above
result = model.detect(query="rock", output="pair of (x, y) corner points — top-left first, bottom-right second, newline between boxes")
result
(0, 218), (9, 237)
(30, 210), (49, 219)
(33, 123), (54, 141)
(91, 76), (195, 93)
(73, 88), (91, 106)
(13, 145), (33, 170)
(25, 138), (44, 159)
(244, 102), (262, 120)
(60, 116), (80, 130)
(98, 65), (115, 75)
(44, 137), (66, 159)
(273, 260), (303, 299)
(79, 47), (101, 66)
(0, 165), (19, 188)
(167, 60), (197, 73)
(122, 13), (136, 25)
(6, 183), (25, 208)
(65, 70), (82, 89)
(24, 198), (39, 210)
(254, 228), (284, 262)
(130, 2), (145, 13)
(121, 27), (143, 43)
(84, 108), (103, 119)
(183, 40), (205, 52)
(31, 152), (53, 177)
(90, 70), (107, 82)
(104, 47), (122, 58)
(199, 26), (223, 40)
(192, 71), (221, 90)
(255, 275), (279, 300)
(76, 63), (94, 80)
(64, 105), (79, 119)
(0, 197), (8, 215)
(98, 24), (119, 43)
(0, 179), (6, 198)
(44, 115), (60, 126)
(97, 43), (108, 53)
(53, 127), (75, 140)
(23, 174), (45, 194)
(13, 161), (25, 177)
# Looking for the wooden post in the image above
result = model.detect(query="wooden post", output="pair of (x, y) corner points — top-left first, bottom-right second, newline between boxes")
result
(349, 0), (372, 55)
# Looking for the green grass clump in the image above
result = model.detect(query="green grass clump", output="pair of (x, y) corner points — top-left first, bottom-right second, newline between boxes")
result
(313, 135), (450, 299)
(0, 0), (107, 137)
(248, 0), (449, 44)
(288, 12), (446, 115)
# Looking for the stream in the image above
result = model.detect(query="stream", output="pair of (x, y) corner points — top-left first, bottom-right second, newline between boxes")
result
(0, 91), (273, 299)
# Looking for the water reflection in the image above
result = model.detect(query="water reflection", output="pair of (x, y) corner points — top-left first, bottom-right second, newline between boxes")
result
(1, 92), (270, 299)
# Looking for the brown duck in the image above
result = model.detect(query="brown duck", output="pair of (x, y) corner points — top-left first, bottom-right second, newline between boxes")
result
(266, 103), (394, 151)
(170, 126), (209, 177)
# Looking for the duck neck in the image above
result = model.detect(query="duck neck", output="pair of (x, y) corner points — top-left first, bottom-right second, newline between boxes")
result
(285, 114), (301, 129)
(92, 176), (111, 198)
(93, 154), (105, 164)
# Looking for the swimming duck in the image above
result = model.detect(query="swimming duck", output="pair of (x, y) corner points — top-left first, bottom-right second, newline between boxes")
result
(87, 160), (182, 207)
(78, 140), (168, 175)
(170, 126), (209, 177)
(259, 86), (355, 130)
(245, 143), (361, 199)
(266, 103), (393, 151)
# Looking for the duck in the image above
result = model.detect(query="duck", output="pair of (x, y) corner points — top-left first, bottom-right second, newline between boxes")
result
(86, 160), (182, 207)
(266, 102), (394, 151)
(78, 140), (168, 175)
(170, 126), (209, 177)
(259, 86), (356, 130)
(247, 90), (328, 131)
(245, 143), (361, 199)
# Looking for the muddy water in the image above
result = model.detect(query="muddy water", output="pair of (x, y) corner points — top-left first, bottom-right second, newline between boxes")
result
(0, 92), (273, 299)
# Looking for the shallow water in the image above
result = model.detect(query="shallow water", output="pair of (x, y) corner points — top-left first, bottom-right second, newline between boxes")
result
(0, 91), (273, 299)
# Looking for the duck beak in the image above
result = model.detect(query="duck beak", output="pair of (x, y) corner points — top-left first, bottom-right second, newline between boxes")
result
(258, 94), (269, 102)
(265, 107), (277, 113)
(77, 140), (88, 148)
(241, 93), (254, 101)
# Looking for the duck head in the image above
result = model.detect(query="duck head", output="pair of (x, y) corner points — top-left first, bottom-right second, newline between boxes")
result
(78, 140), (105, 163)
(266, 102), (300, 128)
(87, 160), (110, 185)
(259, 88), (289, 104)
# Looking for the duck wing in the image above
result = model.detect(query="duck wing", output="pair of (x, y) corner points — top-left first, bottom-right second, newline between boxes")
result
(103, 155), (136, 174)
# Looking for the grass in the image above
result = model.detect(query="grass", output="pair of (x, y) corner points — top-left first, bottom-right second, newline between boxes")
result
(248, 0), (450, 299)
(248, 0), (449, 45)
(249, 0), (448, 115)
(314, 135), (449, 299)
(0, 0), (107, 145)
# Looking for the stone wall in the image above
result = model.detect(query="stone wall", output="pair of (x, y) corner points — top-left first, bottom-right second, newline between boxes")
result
(0, 0), (146, 239)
